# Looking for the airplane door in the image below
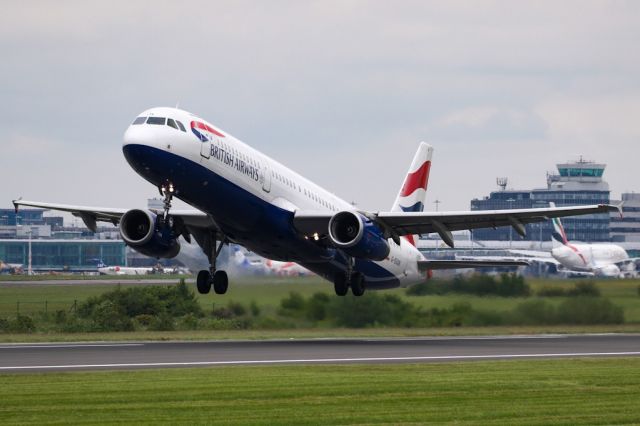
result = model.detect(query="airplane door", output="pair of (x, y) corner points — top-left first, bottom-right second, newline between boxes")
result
(261, 162), (271, 193)
(200, 138), (211, 159)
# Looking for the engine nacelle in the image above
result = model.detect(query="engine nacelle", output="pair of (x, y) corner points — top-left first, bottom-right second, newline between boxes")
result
(595, 264), (621, 278)
(328, 211), (390, 261)
(119, 209), (180, 259)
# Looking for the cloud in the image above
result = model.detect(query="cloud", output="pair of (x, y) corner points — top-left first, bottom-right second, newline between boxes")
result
(425, 106), (548, 142)
(1, 1), (639, 212)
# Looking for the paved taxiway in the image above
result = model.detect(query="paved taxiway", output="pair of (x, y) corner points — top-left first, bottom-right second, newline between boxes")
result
(0, 279), (188, 287)
(1, 334), (639, 372)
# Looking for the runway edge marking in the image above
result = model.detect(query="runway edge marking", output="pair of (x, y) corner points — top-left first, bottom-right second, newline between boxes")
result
(3, 351), (640, 371)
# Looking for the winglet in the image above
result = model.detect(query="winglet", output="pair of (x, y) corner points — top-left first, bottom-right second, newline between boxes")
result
(616, 201), (624, 219)
(12, 198), (22, 214)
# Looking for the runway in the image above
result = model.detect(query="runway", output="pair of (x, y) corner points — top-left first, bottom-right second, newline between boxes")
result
(0, 278), (188, 287)
(1, 334), (640, 372)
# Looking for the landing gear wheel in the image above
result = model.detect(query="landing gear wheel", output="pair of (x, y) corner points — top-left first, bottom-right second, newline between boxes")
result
(350, 272), (365, 296)
(213, 270), (229, 294)
(334, 274), (348, 296)
(196, 270), (211, 294)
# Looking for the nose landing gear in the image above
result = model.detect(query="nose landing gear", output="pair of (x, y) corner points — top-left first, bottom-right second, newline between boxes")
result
(160, 182), (175, 223)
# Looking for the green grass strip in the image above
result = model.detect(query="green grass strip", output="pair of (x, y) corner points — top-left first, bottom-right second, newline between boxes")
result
(1, 358), (640, 424)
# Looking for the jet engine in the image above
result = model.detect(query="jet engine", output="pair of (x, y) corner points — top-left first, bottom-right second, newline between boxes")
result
(595, 264), (621, 278)
(328, 211), (390, 261)
(119, 209), (180, 258)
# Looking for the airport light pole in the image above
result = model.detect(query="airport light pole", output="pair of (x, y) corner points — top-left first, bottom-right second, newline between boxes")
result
(16, 215), (33, 276)
(506, 198), (515, 249)
(27, 229), (32, 276)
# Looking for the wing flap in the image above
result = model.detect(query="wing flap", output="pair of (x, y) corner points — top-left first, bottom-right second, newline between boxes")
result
(417, 259), (530, 271)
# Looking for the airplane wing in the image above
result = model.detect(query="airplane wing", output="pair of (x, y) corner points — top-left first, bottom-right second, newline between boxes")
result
(417, 259), (529, 271)
(294, 204), (619, 248)
(455, 254), (560, 266)
(507, 249), (552, 258)
(12, 199), (213, 231)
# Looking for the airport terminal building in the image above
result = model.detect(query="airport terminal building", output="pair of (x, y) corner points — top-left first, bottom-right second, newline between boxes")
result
(0, 208), (126, 272)
(471, 158), (611, 243)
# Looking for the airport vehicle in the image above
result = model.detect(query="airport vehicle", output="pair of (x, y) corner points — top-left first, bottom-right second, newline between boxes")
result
(13, 107), (618, 295)
(548, 203), (636, 277)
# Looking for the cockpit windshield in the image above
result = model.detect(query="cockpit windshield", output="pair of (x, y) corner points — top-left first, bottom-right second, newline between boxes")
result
(147, 117), (166, 125)
(131, 116), (186, 132)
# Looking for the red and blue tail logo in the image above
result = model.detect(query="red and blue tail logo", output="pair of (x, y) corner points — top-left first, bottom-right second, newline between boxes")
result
(391, 143), (434, 246)
(398, 161), (431, 212)
(191, 120), (225, 142)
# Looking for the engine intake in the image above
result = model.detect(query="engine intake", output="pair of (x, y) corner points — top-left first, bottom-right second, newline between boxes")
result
(328, 211), (390, 261)
(119, 209), (180, 258)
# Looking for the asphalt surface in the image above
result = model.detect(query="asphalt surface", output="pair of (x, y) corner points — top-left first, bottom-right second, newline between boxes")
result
(1, 334), (640, 372)
(0, 278), (189, 287)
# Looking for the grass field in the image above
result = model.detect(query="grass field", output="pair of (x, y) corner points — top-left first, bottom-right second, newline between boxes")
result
(2, 276), (639, 319)
(1, 358), (640, 424)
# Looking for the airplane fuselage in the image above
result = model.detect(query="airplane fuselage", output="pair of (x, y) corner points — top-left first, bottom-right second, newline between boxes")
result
(122, 107), (425, 289)
(551, 243), (629, 276)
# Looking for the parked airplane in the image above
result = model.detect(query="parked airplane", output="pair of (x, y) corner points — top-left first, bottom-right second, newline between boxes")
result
(13, 107), (618, 296)
(548, 203), (636, 277)
(0, 260), (23, 275)
(265, 259), (313, 276)
(96, 261), (162, 276)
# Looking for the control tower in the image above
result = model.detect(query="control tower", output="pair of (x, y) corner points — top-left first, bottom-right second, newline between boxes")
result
(546, 157), (608, 192)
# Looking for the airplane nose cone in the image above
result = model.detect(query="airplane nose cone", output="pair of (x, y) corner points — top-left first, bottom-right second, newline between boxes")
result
(123, 125), (150, 148)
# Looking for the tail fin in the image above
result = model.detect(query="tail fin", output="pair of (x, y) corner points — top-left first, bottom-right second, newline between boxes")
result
(549, 202), (569, 247)
(391, 142), (433, 213)
(391, 142), (433, 247)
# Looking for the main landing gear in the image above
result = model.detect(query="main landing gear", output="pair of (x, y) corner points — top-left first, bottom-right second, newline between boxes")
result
(157, 181), (229, 296)
(334, 258), (365, 297)
(196, 237), (229, 295)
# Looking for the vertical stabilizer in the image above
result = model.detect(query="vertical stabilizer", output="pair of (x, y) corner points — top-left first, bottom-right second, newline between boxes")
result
(391, 142), (433, 246)
(549, 202), (569, 248)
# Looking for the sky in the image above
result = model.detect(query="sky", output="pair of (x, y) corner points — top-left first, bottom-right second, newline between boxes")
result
(1, 0), (639, 220)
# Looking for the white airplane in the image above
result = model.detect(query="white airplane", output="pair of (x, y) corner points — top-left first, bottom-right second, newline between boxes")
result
(264, 259), (313, 277)
(96, 260), (162, 276)
(548, 203), (636, 278)
(97, 265), (157, 275)
(0, 260), (23, 274)
(13, 107), (618, 296)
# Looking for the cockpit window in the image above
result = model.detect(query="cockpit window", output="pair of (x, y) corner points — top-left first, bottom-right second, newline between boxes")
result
(132, 116), (146, 125)
(176, 120), (186, 132)
(147, 117), (166, 125)
(167, 118), (178, 130)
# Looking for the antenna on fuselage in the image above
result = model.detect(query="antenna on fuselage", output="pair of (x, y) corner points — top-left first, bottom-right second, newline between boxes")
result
(175, 101), (180, 109)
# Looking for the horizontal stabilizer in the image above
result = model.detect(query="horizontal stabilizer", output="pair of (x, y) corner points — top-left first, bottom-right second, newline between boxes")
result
(417, 259), (529, 271)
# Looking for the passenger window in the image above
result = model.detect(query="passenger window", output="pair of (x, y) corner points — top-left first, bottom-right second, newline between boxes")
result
(167, 118), (178, 130)
(176, 121), (186, 132)
(132, 117), (146, 125)
(147, 117), (166, 125)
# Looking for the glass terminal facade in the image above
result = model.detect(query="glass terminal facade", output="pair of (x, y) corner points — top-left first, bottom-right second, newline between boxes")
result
(0, 240), (126, 271)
